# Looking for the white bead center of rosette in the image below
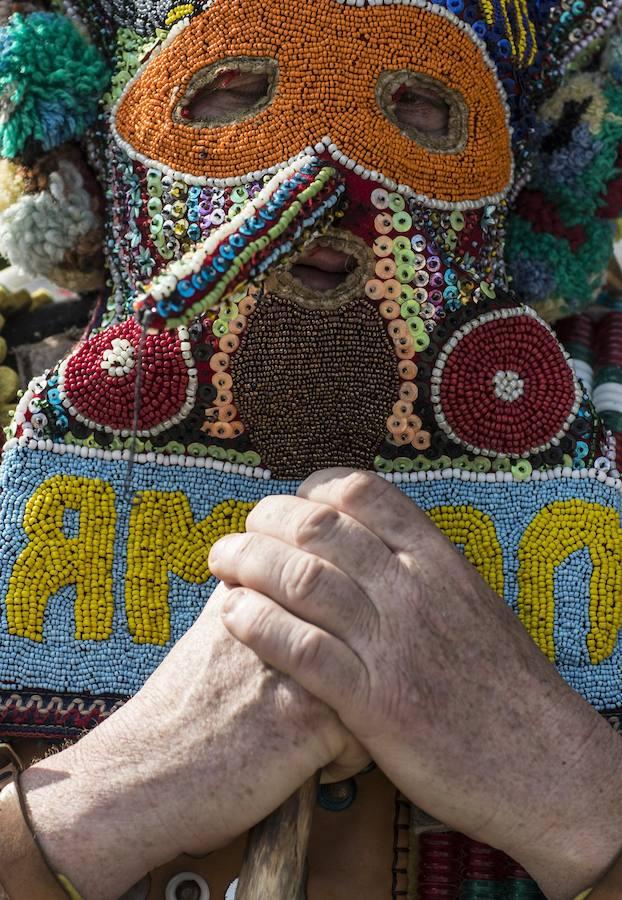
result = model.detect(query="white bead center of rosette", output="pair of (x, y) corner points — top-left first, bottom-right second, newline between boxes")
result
(101, 338), (136, 377)
(492, 369), (524, 403)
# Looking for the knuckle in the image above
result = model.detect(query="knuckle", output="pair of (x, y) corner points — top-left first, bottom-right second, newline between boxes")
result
(338, 470), (390, 513)
(288, 627), (325, 674)
(285, 553), (325, 602)
(293, 504), (341, 548)
(238, 596), (271, 645)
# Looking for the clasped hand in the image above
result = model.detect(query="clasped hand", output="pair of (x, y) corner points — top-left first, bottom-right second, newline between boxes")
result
(24, 470), (622, 900)
(211, 468), (622, 900)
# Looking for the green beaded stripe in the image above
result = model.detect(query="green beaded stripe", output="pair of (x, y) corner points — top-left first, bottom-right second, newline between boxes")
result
(598, 409), (622, 431)
(460, 879), (545, 899)
(594, 366), (622, 387)
(564, 342), (595, 365)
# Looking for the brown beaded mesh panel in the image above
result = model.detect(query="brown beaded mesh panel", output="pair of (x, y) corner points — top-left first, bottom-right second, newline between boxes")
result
(231, 296), (400, 478)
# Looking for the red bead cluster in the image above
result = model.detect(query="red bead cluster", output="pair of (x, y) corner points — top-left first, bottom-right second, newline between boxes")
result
(59, 319), (195, 434)
(417, 832), (542, 898)
(435, 310), (578, 456)
(418, 831), (463, 897)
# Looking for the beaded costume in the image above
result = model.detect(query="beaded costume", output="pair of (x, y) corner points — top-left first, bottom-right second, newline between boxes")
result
(1, 0), (622, 896)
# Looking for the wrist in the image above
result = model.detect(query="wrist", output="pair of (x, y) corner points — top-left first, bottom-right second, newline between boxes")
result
(0, 743), (80, 900)
(21, 731), (169, 900)
(507, 713), (622, 900)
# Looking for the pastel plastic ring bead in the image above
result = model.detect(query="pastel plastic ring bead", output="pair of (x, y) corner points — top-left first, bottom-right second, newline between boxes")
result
(414, 332), (431, 351)
(165, 872), (210, 900)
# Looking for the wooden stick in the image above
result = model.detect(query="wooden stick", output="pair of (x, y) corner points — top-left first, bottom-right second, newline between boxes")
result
(235, 774), (319, 900)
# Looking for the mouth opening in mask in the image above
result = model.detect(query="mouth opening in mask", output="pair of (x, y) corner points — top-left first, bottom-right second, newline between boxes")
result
(289, 242), (359, 293)
(265, 230), (374, 311)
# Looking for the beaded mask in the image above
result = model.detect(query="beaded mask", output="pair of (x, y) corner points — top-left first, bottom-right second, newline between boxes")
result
(0, 0), (621, 745)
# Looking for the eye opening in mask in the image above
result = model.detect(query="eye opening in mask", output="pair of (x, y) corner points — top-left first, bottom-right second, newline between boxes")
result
(173, 56), (278, 128)
(376, 71), (468, 154)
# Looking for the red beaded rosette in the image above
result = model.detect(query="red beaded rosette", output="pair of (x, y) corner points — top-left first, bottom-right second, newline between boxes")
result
(57, 319), (198, 436)
(431, 307), (582, 456)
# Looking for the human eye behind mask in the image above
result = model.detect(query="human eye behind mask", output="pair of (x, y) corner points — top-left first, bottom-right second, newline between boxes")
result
(377, 72), (464, 152)
(114, 1), (511, 207)
(176, 59), (278, 125)
(392, 86), (450, 136)
(179, 59), (453, 143)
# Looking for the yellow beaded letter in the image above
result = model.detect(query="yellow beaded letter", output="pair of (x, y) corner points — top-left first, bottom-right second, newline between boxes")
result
(126, 493), (253, 645)
(6, 475), (116, 642)
(518, 501), (622, 664)
(427, 505), (504, 596)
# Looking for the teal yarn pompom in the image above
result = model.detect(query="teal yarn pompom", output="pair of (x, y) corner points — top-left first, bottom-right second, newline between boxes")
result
(0, 12), (110, 159)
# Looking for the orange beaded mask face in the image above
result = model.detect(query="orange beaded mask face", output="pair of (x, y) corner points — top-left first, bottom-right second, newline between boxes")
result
(114, 0), (513, 207)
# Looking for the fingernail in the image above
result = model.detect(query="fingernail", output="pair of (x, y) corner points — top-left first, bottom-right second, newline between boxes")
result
(208, 542), (221, 565)
(209, 534), (233, 565)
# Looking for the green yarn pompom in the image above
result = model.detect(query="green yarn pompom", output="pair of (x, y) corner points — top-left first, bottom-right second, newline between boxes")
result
(0, 12), (110, 159)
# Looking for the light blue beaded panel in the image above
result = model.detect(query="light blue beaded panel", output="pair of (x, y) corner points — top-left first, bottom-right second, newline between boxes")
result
(0, 445), (620, 725)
